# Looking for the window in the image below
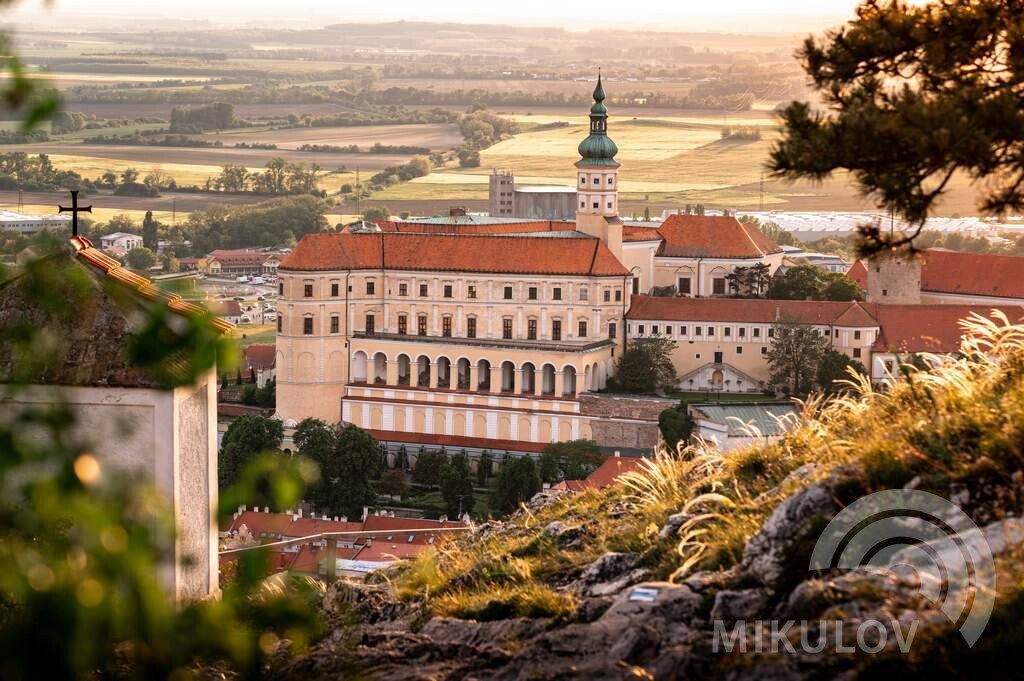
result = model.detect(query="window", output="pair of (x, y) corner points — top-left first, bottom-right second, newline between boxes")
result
(738, 327), (746, 338)
(553, 287), (562, 301)
(608, 322), (617, 339)
(419, 283), (428, 297)
(552, 319), (562, 341)
(443, 284), (453, 298)
(753, 328), (761, 338)
(527, 319), (537, 340)
(632, 278), (639, 295)
(607, 202), (613, 209)
(580, 177), (586, 185)
(504, 285), (513, 300)
(398, 314), (407, 335)
(303, 317), (313, 335)
(593, 177), (600, 185)
(578, 320), (588, 337)
(854, 330), (862, 340)
(580, 201), (585, 208)
(853, 347), (862, 358)
(761, 346), (768, 355)
(714, 351), (723, 363)
(277, 316), (282, 332)
(679, 325), (687, 336)
(736, 346), (743, 354)
(608, 177), (613, 185)
(330, 282), (339, 297)
(365, 314), (375, 335)
(712, 278), (726, 295)
(724, 327), (731, 337)
(882, 289), (888, 297)
(503, 318), (513, 340)
(417, 315), (428, 336)
(279, 282), (284, 295)
(707, 326), (715, 336)
(885, 360), (894, 372)
(579, 287), (588, 301)
(528, 286), (538, 300)
(303, 283), (313, 298)
(652, 325), (659, 335)
(468, 285), (477, 299)
(366, 280), (375, 295)
(615, 289), (622, 302)
(603, 288), (610, 302)
(768, 328), (775, 338)
(467, 317), (477, 338)
(638, 324), (646, 335)
(399, 283), (408, 297)
(678, 278), (691, 295)
(330, 315), (339, 334)
(593, 202), (599, 209)
(695, 326), (702, 337)
(442, 316), (452, 337)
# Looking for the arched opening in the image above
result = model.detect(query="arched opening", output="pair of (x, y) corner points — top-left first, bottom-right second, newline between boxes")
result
(477, 359), (491, 391)
(584, 364), (592, 392)
(457, 358), (471, 390)
(437, 356), (451, 389)
(352, 351), (368, 383)
(416, 355), (431, 387)
(562, 366), (577, 396)
(541, 364), (556, 395)
(372, 352), (387, 384)
(596, 362), (606, 390)
(521, 363), (536, 394)
(501, 361), (516, 392)
(397, 354), (411, 386)
(711, 369), (724, 387)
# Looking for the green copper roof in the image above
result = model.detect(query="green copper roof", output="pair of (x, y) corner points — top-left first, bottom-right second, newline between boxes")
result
(576, 72), (619, 168)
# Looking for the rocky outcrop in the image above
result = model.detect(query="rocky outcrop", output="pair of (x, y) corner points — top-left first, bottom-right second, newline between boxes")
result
(280, 464), (1024, 681)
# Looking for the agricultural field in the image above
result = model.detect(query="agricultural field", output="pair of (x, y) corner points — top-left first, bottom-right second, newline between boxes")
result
(195, 123), (462, 151)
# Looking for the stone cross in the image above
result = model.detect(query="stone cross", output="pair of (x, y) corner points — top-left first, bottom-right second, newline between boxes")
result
(58, 190), (92, 237)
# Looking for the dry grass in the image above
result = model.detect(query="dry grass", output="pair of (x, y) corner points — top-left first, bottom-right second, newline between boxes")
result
(389, 312), (1024, 620)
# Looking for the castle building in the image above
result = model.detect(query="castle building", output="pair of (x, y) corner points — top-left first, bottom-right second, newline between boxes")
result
(276, 77), (790, 451)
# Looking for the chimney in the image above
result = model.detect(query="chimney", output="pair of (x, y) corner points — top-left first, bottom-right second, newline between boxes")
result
(449, 206), (467, 217)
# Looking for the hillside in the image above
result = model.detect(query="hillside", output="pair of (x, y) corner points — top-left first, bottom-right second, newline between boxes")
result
(277, 311), (1024, 680)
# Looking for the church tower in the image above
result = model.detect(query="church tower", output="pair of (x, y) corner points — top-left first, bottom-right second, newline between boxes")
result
(575, 72), (623, 261)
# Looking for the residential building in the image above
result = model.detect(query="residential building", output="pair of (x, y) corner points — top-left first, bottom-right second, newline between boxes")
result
(100, 231), (143, 252)
(244, 343), (276, 387)
(204, 249), (282, 277)
(488, 169), (578, 220)
(0, 209), (71, 235)
(848, 249), (1024, 306)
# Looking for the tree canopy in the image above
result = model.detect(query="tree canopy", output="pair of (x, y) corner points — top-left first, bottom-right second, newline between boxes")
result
(537, 440), (605, 484)
(770, 0), (1024, 253)
(767, 263), (864, 301)
(439, 452), (475, 518)
(612, 337), (678, 394)
(492, 456), (542, 515)
(218, 415), (284, 488)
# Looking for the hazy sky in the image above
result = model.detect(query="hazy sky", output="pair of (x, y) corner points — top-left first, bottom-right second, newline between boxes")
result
(7, 0), (866, 33)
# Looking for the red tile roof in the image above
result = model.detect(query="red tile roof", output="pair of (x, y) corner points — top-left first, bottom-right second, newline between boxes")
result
(556, 456), (647, 492)
(627, 295), (877, 326)
(847, 250), (1024, 301)
(355, 541), (430, 562)
(655, 215), (781, 259)
(245, 343), (276, 370)
(623, 226), (663, 242)
(871, 305), (1024, 353)
(372, 220), (576, 234)
(210, 300), (241, 317)
(279, 232), (628, 277)
(70, 236), (233, 334)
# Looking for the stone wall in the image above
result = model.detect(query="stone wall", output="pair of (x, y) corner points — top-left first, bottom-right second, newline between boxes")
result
(579, 393), (675, 452)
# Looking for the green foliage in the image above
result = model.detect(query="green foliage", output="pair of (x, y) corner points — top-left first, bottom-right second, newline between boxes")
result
(219, 415), (284, 488)
(537, 440), (605, 483)
(816, 348), (867, 395)
(239, 378), (275, 408)
(611, 336), (678, 394)
(659, 403), (695, 450)
(125, 246), (156, 270)
(378, 469), (409, 497)
(725, 263), (771, 297)
(439, 452), (475, 518)
(316, 424), (383, 518)
(212, 157), (323, 195)
(476, 450), (492, 486)
(767, 263), (863, 301)
(169, 101), (237, 132)
(492, 456), (542, 515)
(413, 449), (449, 487)
(770, 0), (1024, 253)
(0, 151), (93, 192)
(186, 195), (328, 253)
(141, 210), (158, 250)
(766, 319), (830, 396)
(362, 206), (390, 222)
(0, 247), (319, 679)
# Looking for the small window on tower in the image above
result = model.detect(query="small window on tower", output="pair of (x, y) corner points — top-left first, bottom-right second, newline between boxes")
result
(580, 177), (586, 185)
(608, 177), (613, 185)
(607, 202), (612, 209)
(593, 177), (599, 185)
(592, 202), (599, 209)
(580, 201), (585, 208)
